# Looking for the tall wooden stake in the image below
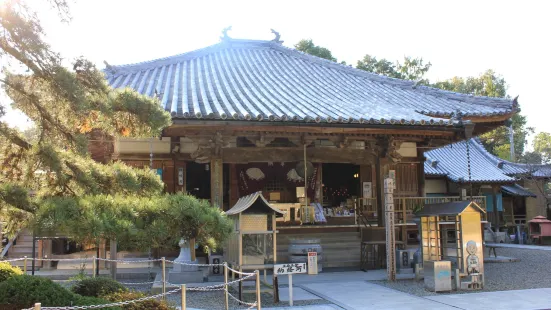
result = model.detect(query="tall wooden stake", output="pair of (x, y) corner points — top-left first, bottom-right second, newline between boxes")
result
(34, 303), (41, 310)
(255, 270), (261, 310)
(161, 257), (166, 299)
(23, 256), (27, 274)
(224, 263), (229, 310)
(92, 256), (96, 278)
(181, 284), (187, 310)
(109, 239), (117, 280)
(384, 177), (396, 281)
(304, 143), (308, 210)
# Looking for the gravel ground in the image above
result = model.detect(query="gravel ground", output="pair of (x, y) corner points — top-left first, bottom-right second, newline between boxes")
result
(57, 280), (331, 309)
(372, 248), (551, 296)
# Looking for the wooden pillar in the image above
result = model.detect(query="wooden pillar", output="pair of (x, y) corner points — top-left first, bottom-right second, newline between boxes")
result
(316, 164), (323, 203)
(375, 156), (384, 227)
(211, 158), (223, 209)
(417, 148), (426, 197)
(109, 239), (117, 280)
(175, 161), (186, 193)
(99, 240), (107, 269)
(42, 240), (53, 269)
(492, 185), (501, 231)
(229, 164), (239, 209)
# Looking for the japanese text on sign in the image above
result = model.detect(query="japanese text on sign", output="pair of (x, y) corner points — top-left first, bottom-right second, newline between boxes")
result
(274, 263), (307, 275)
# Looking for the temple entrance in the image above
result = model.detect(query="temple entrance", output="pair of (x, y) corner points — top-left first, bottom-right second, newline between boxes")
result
(322, 163), (361, 208)
(186, 162), (211, 200)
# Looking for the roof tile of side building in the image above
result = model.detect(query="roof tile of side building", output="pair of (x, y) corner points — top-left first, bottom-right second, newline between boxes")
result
(105, 38), (515, 125)
(425, 139), (551, 183)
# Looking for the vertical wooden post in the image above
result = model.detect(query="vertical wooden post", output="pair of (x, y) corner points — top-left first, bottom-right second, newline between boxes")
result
(34, 303), (41, 310)
(211, 158), (223, 209)
(224, 263), (229, 310)
(181, 284), (186, 310)
(92, 256), (96, 278)
(375, 157), (384, 227)
(161, 257), (166, 299)
(190, 238), (196, 262)
(303, 143), (308, 210)
(23, 256), (27, 274)
(255, 270), (261, 310)
(109, 239), (117, 280)
(492, 185), (500, 231)
(288, 274), (293, 307)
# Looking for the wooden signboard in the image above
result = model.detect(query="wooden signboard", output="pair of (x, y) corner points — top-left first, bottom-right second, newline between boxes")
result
(275, 263), (307, 306)
(308, 252), (318, 275)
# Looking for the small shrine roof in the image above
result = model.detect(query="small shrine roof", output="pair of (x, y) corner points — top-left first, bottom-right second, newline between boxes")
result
(226, 191), (285, 217)
(416, 201), (485, 217)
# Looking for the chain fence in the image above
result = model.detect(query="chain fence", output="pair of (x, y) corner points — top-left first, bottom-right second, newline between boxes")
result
(2, 257), (261, 310)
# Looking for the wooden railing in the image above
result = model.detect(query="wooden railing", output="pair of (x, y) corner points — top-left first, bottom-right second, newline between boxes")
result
(355, 196), (488, 226)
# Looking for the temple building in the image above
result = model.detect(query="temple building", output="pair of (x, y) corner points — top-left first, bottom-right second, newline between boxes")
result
(3, 31), (522, 269)
(425, 139), (551, 229)
(99, 31), (517, 267)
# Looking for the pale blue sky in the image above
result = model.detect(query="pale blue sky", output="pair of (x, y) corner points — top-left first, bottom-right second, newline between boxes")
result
(3, 0), (550, 149)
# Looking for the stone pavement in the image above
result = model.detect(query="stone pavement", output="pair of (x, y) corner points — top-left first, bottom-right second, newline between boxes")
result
(300, 281), (456, 310)
(486, 243), (551, 251)
(426, 288), (551, 310)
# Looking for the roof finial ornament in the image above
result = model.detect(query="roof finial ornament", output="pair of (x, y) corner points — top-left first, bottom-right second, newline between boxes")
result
(220, 26), (232, 41)
(270, 29), (283, 44)
(451, 109), (464, 125)
(103, 60), (116, 74)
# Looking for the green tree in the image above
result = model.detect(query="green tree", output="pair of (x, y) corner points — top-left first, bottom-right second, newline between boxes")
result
(356, 55), (431, 82)
(295, 39), (337, 62)
(433, 70), (532, 160)
(0, 0), (231, 249)
(532, 132), (551, 164)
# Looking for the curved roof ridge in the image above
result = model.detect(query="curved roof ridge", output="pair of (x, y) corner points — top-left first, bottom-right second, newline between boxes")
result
(105, 38), (514, 111)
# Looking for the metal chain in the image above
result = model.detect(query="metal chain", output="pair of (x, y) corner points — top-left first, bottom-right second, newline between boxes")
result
(95, 258), (161, 264)
(165, 272), (256, 291)
(166, 259), (226, 268)
(466, 138), (473, 200)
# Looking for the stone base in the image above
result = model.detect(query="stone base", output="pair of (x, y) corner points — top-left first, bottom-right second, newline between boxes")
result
(168, 270), (205, 284)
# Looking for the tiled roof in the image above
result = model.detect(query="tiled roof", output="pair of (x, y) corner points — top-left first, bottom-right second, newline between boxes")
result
(424, 140), (515, 183)
(105, 38), (514, 125)
(425, 139), (551, 182)
(501, 184), (536, 197)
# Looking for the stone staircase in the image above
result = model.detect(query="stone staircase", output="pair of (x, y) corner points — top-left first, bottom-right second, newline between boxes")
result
(2, 229), (38, 270)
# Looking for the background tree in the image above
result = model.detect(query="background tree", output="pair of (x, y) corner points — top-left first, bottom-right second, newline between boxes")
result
(294, 39), (337, 62)
(356, 55), (431, 82)
(532, 132), (551, 164)
(0, 0), (231, 249)
(433, 70), (532, 160)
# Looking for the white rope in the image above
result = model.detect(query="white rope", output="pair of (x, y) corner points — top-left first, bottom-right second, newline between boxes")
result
(227, 291), (258, 308)
(96, 258), (161, 264)
(226, 266), (256, 276)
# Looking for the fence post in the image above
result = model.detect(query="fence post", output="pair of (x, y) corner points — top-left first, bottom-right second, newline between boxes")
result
(224, 263), (229, 310)
(181, 284), (186, 310)
(161, 257), (166, 299)
(92, 256), (96, 278)
(255, 270), (261, 310)
(24, 256), (28, 274)
(34, 303), (41, 310)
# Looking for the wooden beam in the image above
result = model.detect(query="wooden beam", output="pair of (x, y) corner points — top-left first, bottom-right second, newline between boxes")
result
(210, 158), (223, 208)
(221, 147), (375, 164)
(167, 122), (458, 137)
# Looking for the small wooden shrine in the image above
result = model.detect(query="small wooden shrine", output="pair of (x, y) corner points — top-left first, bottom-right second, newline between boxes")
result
(528, 216), (551, 244)
(416, 201), (486, 290)
(225, 191), (284, 296)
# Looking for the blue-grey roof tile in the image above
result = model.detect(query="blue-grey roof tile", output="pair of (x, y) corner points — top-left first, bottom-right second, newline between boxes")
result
(105, 39), (515, 124)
